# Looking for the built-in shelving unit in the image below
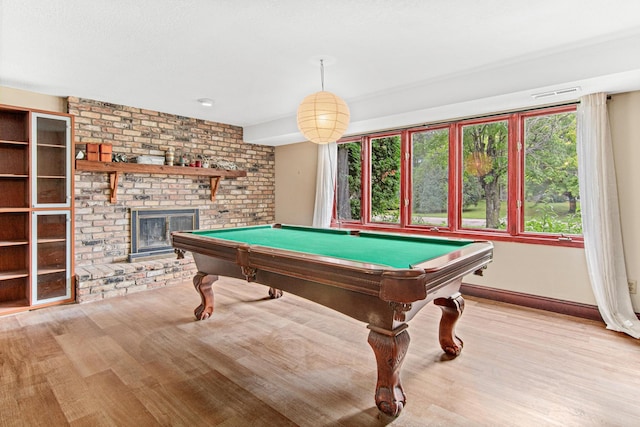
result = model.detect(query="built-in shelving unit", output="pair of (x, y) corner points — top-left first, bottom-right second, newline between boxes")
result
(0, 105), (74, 316)
(75, 160), (247, 203)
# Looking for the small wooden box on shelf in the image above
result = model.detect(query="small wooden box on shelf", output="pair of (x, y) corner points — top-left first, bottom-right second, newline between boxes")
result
(86, 143), (98, 161)
(86, 143), (112, 162)
(99, 143), (112, 162)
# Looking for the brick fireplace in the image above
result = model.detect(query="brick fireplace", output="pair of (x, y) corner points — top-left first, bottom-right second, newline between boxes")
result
(70, 97), (275, 303)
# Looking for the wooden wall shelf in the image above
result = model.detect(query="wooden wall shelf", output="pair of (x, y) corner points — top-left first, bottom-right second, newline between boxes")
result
(75, 160), (247, 203)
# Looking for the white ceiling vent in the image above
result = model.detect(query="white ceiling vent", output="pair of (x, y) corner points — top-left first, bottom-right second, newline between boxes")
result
(532, 87), (581, 99)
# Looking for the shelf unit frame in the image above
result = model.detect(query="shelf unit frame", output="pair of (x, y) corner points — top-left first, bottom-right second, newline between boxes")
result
(0, 104), (74, 315)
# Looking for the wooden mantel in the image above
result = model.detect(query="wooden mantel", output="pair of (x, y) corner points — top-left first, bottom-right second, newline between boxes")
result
(75, 160), (247, 203)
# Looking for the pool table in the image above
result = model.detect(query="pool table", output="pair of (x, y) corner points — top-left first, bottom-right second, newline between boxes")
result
(171, 224), (493, 417)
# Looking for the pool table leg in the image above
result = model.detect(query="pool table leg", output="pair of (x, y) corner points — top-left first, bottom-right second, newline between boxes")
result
(367, 325), (409, 418)
(434, 292), (465, 356)
(193, 272), (217, 320)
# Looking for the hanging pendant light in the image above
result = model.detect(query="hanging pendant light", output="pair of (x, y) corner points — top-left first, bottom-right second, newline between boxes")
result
(297, 59), (350, 144)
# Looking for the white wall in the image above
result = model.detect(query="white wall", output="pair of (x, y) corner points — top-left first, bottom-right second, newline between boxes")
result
(463, 241), (592, 304)
(0, 86), (66, 112)
(609, 91), (640, 310)
(274, 141), (317, 226)
(275, 91), (640, 310)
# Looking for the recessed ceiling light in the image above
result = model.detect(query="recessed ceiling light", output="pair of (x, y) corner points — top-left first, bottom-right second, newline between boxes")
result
(197, 98), (214, 107)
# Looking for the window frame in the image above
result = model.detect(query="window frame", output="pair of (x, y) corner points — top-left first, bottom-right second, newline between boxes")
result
(367, 131), (403, 226)
(334, 136), (365, 227)
(332, 104), (583, 248)
(406, 124), (453, 230)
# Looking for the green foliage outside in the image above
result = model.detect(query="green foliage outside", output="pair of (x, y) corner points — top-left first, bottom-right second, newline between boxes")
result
(370, 136), (401, 222)
(524, 113), (579, 207)
(336, 142), (362, 220)
(522, 112), (581, 233)
(412, 200), (582, 233)
(412, 129), (449, 214)
(523, 203), (582, 234)
(462, 121), (509, 229)
(336, 111), (581, 235)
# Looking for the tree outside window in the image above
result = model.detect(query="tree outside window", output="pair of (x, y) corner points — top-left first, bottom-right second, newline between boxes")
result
(461, 120), (509, 230)
(523, 111), (581, 234)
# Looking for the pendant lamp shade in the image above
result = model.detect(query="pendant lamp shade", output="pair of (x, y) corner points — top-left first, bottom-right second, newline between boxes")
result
(297, 90), (350, 144)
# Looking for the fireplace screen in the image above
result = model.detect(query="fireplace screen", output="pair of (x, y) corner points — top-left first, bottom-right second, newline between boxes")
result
(129, 208), (199, 261)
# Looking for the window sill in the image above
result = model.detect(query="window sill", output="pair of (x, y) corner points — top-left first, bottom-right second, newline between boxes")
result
(331, 221), (584, 248)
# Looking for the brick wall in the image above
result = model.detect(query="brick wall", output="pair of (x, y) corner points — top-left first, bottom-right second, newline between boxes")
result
(68, 97), (275, 302)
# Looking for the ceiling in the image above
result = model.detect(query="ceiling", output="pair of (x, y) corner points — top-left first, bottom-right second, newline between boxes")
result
(2, 0), (640, 146)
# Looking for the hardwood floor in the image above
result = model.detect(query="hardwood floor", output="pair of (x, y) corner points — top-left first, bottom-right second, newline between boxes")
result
(1, 278), (638, 426)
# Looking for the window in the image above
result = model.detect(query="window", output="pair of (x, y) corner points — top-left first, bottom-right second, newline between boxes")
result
(370, 135), (401, 224)
(334, 105), (582, 246)
(461, 119), (509, 231)
(336, 140), (362, 222)
(411, 127), (449, 227)
(522, 110), (581, 235)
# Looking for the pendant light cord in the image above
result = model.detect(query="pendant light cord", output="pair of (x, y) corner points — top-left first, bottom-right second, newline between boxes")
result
(320, 59), (325, 91)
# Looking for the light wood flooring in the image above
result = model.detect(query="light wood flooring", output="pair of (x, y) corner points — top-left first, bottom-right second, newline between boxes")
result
(1, 278), (639, 426)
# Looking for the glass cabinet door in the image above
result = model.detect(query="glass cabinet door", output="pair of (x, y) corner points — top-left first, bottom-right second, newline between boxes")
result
(31, 211), (71, 304)
(31, 113), (72, 207)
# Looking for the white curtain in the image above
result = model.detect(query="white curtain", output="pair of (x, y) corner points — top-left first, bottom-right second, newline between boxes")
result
(577, 92), (640, 338)
(312, 142), (337, 228)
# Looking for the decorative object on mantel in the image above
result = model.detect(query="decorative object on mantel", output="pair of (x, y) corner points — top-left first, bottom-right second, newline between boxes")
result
(112, 153), (128, 162)
(86, 143), (113, 162)
(198, 154), (211, 168)
(297, 58), (350, 144)
(135, 155), (165, 165)
(86, 143), (99, 161)
(75, 160), (247, 203)
(210, 158), (238, 170)
(165, 147), (175, 166)
(100, 144), (112, 162)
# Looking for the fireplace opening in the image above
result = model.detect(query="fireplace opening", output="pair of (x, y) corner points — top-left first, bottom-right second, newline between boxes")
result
(129, 208), (199, 261)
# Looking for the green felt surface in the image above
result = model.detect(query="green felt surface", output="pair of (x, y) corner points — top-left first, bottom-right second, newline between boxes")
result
(193, 225), (473, 269)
